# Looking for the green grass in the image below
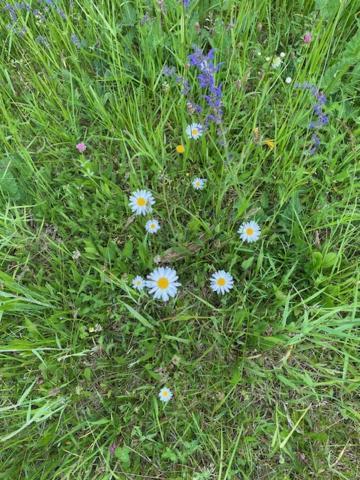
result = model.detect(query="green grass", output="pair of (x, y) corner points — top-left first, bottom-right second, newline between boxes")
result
(0, 0), (359, 478)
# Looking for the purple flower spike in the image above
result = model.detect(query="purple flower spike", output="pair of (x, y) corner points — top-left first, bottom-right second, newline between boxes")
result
(187, 46), (224, 128)
(296, 81), (329, 154)
(162, 45), (225, 138)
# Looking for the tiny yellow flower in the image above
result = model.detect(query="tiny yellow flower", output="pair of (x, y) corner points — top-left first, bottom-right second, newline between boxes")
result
(176, 144), (185, 154)
(263, 139), (275, 150)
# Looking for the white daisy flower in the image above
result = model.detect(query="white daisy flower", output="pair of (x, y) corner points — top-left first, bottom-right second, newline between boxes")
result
(285, 76), (292, 84)
(186, 123), (203, 140)
(132, 275), (145, 291)
(280, 51), (286, 58)
(271, 56), (282, 69)
(129, 190), (154, 216)
(210, 270), (234, 295)
(238, 220), (261, 243)
(145, 219), (160, 234)
(146, 267), (180, 302)
(159, 387), (173, 403)
(192, 178), (206, 190)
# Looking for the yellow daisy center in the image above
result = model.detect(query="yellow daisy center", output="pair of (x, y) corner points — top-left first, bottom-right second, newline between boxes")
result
(216, 278), (226, 287)
(157, 277), (169, 290)
(136, 197), (147, 207)
(162, 390), (169, 397)
(176, 144), (185, 154)
(150, 224), (156, 229)
(195, 181), (200, 186)
(246, 227), (254, 236)
(192, 128), (199, 136)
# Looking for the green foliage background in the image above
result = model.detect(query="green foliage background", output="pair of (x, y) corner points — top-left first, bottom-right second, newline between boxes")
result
(0, 0), (359, 478)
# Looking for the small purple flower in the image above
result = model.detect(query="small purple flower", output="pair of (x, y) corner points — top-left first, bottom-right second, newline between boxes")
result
(309, 134), (320, 155)
(163, 65), (176, 77)
(56, 7), (66, 19)
(318, 113), (329, 126)
(76, 142), (87, 153)
(140, 12), (150, 25)
(198, 71), (215, 89)
(182, 0), (190, 6)
(303, 32), (312, 44)
(71, 34), (82, 48)
(36, 35), (49, 47)
(4, 3), (18, 22)
(187, 101), (202, 114)
(188, 47), (204, 67)
(315, 91), (327, 105)
(175, 75), (189, 95)
(313, 104), (322, 115)
(312, 134), (320, 146)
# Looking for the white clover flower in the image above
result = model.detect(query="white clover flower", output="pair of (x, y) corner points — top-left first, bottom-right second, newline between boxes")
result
(132, 275), (145, 291)
(145, 219), (160, 234)
(192, 178), (206, 190)
(238, 220), (261, 243)
(210, 270), (234, 295)
(129, 190), (154, 216)
(186, 123), (203, 140)
(146, 267), (180, 302)
(285, 76), (292, 84)
(280, 52), (286, 58)
(272, 56), (282, 69)
(72, 249), (81, 260)
(159, 387), (173, 403)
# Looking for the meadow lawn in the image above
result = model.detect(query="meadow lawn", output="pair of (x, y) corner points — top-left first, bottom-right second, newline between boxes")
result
(0, 0), (359, 478)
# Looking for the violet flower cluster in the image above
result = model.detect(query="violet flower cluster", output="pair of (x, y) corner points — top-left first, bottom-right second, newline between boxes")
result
(163, 65), (195, 107)
(188, 47), (224, 127)
(2, 2), (29, 35)
(39, 0), (66, 19)
(163, 46), (224, 134)
(1, 0), (66, 41)
(295, 82), (329, 155)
